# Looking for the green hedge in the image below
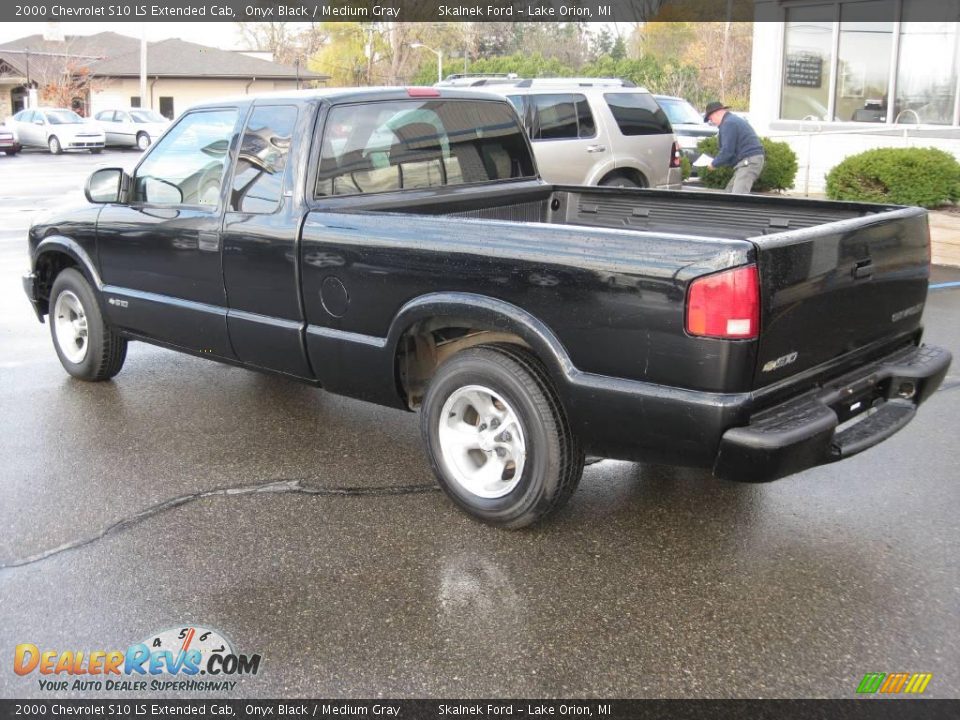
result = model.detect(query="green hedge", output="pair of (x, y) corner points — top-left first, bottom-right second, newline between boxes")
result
(825, 147), (960, 208)
(695, 136), (798, 192)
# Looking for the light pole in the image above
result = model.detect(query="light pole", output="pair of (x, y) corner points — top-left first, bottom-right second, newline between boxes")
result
(410, 42), (443, 84)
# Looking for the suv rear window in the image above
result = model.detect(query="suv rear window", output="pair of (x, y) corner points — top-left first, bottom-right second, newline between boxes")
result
(604, 93), (672, 136)
(316, 99), (535, 197)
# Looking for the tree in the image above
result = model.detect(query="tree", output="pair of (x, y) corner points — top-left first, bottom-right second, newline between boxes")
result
(236, 22), (330, 66)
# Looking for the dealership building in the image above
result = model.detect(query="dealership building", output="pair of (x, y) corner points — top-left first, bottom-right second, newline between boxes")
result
(750, 0), (960, 193)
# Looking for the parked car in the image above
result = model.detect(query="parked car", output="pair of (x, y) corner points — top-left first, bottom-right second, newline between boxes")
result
(0, 125), (20, 155)
(470, 79), (683, 189)
(6, 108), (104, 154)
(93, 108), (170, 150)
(653, 94), (718, 174)
(22, 88), (950, 529)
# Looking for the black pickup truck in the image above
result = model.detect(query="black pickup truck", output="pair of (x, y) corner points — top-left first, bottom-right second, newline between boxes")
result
(22, 87), (951, 528)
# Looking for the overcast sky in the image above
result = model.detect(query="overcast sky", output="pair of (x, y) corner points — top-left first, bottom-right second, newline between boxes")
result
(0, 22), (246, 50)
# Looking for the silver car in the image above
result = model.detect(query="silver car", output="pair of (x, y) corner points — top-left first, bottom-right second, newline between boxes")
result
(93, 108), (170, 150)
(6, 108), (105, 154)
(478, 80), (682, 189)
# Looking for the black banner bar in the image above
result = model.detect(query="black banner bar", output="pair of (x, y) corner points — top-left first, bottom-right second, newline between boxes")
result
(1, 700), (959, 720)
(2, 0), (959, 24)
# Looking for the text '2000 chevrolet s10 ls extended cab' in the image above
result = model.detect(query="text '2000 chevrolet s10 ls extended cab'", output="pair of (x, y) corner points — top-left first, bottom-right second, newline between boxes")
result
(22, 87), (952, 528)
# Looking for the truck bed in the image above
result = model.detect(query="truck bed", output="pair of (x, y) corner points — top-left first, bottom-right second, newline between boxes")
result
(319, 181), (891, 241)
(309, 181), (928, 397)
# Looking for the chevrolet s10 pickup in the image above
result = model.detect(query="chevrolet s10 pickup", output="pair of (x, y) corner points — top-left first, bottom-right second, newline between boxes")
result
(22, 87), (951, 528)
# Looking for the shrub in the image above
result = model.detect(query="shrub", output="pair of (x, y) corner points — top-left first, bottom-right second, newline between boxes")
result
(680, 155), (692, 181)
(825, 147), (960, 208)
(696, 136), (798, 192)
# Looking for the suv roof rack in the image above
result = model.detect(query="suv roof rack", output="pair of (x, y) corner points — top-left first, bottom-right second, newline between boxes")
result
(513, 77), (638, 89)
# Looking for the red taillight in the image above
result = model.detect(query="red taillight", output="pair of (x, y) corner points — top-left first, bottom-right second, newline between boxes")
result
(686, 265), (760, 339)
(407, 87), (441, 97)
(670, 140), (682, 168)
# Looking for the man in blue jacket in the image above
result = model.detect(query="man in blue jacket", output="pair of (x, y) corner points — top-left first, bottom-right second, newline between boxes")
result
(704, 101), (765, 193)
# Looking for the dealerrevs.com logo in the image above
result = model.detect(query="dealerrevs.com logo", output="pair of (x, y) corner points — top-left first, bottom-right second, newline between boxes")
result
(13, 626), (262, 693)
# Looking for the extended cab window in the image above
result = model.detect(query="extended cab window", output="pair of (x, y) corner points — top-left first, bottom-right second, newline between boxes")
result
(527, 94), (595, 140)
(315, 99), (535, 197)
(230, 105), (297, 213)
(132, 109), (238, 206)
(604, 93), (672, 136)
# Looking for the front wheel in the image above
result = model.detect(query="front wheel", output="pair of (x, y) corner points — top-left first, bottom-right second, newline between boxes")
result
(420, 345), (584, 529)
(48, 136), (63, 155)
(49, 268), (127, 381)
(90, 147), (103, 154)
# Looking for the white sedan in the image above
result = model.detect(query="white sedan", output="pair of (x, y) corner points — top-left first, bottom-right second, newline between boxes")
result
(6, 108), (105, 154)
(94, 108), (170, 150)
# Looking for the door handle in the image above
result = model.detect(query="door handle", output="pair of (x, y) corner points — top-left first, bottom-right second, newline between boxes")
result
(852, 259), (873, 280)
(198, 230), (220, 252)
(587, 144), (607, 153)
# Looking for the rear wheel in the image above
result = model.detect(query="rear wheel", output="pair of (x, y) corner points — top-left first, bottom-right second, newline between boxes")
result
(599, 173), (642, 188)
(420, 345), (584, 529)
(136, 132), (151, 151)
(90, 148), (102, 154)
(48, 136), (63, 155)
(49, 268), (127, 381)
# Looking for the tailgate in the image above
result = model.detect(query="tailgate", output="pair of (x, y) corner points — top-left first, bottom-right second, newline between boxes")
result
(752, 207), (930, 388)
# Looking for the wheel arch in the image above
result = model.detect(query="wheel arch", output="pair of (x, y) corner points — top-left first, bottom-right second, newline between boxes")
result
(599, 166), (649, 187)
(387, 292), (575, 409)
(32, 236), (105, 316)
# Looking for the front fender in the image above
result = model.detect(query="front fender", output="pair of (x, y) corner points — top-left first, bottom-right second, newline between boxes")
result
(33, 235), (104, 289)
(31, 235), (108, 319)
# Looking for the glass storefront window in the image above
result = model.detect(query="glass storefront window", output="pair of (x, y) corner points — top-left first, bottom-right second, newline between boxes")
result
(835, 2), (894, 123)
(781, 10), (834, 121)
(895, 22), (959, 125)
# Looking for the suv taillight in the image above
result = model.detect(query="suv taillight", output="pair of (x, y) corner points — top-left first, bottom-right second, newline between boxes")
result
(685, 265), (760, 339)
(670, 140), (682, 168)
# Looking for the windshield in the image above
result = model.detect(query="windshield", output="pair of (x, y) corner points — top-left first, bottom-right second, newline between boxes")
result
(657, 98), (705, 126)
(131, 110), (167, 123)
(45, 110), (84, 125)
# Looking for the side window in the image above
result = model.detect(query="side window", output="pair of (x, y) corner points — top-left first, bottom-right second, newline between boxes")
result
(576, 97), (596, 138)
(133, 109), (238, 207)
(116, 112), (129, 122)
(316, 100), (535, 197)
(528, 94), (595, 140)
(604, 93), (673, 136)
(94, 111), (110, 121)
(530, 94), (578, 140)
(230, 105), (297, 213)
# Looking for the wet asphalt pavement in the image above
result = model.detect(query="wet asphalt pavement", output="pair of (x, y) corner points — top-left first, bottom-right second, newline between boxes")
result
(0, 150), (958, 699)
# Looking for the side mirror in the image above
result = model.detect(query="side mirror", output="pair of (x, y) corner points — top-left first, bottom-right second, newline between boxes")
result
(85, 168), (129, 204)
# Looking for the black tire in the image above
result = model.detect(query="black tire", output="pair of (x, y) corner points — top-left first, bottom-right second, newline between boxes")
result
(48, 136), (63, 155)
(48, 268), (127, 381)
(90, 148), (103, 154)
(420, 344), (584, 529)
(136, 132), (151, 151)
(4, 148), (17, 156)
(600, 173), (642, 188)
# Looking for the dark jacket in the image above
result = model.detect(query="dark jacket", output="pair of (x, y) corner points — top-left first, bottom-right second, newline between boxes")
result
(714, 113), (764, 168)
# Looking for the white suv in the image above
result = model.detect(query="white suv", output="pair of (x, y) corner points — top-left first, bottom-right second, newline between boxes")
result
(476, 79), (682, 189)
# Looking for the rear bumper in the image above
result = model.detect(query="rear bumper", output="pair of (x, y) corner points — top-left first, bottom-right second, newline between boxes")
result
(714, 344), (951, 482)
